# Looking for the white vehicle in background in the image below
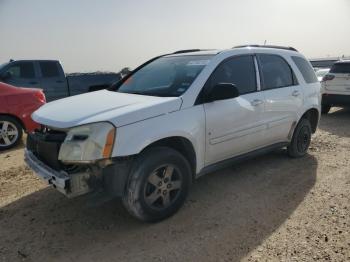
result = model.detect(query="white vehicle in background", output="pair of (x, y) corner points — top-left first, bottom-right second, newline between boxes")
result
(25, 45), (321, 222)
(315, 68), (330, 82)
(321, 60), (350, 114)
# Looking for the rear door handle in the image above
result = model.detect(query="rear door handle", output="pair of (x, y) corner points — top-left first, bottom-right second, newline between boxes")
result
(251, 99), (263, 106)
(29, 81), (38, 85)
(292, 90), (300, 97)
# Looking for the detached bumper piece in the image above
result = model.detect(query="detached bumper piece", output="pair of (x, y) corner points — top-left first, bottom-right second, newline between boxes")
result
(25, 149), (92, 198)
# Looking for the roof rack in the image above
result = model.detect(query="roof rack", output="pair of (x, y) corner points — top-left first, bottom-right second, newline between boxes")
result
(233, 45), (298, 52)
(172, 49), (202, 54)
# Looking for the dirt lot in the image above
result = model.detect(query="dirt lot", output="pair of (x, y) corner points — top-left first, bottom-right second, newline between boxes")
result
(0, 108), (349, 262)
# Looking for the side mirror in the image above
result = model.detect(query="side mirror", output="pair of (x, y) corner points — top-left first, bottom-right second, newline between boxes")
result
(1, 71), (12, 81)
(206, 83), (239, 102)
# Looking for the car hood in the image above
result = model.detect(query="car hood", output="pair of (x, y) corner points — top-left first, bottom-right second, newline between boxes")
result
(32, 90), (182, 129)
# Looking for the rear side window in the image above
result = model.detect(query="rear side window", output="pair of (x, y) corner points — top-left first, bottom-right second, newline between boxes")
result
(330, 63), (350, 74)
(292, 56), (318, 83)
(6, 62), (35, 78)
(209, 55), (257, 95)
(258, 54), (295, 90)
(39, 61), (60, 77)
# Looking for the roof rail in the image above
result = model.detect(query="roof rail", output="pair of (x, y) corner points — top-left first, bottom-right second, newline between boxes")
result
(172, 49), (202, 54)
(233, 45), (298, 52)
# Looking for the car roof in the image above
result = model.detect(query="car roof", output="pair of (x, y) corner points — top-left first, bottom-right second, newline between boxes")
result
(8, 59), (59, 62)
(166, 45), (299, 58)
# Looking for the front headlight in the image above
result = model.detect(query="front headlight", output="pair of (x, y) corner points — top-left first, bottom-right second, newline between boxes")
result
(58, 122), (116, 163)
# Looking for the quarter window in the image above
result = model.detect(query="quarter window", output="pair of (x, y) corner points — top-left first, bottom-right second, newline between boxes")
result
(292, 56), (318, 83)
(258, 54), (295, 90)
(6, 62), (35, 78)
(209, 55), (257, 95)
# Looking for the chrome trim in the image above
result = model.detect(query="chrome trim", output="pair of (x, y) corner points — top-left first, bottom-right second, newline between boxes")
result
(254, 55), (261, 91)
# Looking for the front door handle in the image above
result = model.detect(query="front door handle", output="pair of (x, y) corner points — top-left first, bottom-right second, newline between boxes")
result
(292, 90), (300, 97)
(251, 99), (263, 106)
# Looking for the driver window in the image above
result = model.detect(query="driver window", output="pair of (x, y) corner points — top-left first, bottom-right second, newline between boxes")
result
(6, 62), (35, 79)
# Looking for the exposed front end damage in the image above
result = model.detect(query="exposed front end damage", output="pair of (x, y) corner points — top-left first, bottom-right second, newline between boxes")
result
(25, 129), (132, 198)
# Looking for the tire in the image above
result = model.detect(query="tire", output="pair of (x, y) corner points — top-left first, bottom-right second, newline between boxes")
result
(287, 118), (312, 158)
(321, 104), (331, 114)
(0, 116), (23, 151)
(122, 147), (192, 222)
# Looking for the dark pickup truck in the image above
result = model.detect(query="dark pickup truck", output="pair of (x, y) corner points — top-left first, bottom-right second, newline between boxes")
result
(0, 60), (121, 101)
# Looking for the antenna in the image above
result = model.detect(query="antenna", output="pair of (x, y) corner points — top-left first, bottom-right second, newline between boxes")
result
(264, 40), (267, 45)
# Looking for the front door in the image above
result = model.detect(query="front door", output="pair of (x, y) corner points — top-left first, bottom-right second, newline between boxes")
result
(3, 61), (40, 88)
(204, 55), (266, 165)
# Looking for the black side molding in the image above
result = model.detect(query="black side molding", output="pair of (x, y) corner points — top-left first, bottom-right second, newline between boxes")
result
(196, 142), (289, 179)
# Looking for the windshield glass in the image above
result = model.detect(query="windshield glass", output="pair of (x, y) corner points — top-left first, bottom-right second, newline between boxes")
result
(0, 62), (9, 71)
(116, 55), (213, 97)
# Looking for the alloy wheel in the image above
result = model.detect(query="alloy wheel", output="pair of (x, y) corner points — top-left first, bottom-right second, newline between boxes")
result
(144, 164), (183, 210)
(0, 121), (19, 147)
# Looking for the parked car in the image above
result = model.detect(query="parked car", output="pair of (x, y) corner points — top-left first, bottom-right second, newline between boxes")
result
(0, 60), (121, 102)
(321, 60), (350, 114)
(0, 82), (45, 150)
(315, 68), (330, 82)
(24, 45), (321, 222)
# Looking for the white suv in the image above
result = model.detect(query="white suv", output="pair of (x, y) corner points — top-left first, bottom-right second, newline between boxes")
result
(25, 45), (321, 222)
(321, 60), (350, 114)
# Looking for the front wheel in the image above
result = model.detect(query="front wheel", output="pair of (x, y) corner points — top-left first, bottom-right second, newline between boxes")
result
(122, 147), (192, 222)
(287, 118), (312, 158)
(0, 116), (23, 150)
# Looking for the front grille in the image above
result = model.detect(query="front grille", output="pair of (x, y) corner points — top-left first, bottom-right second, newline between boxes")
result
(27, 129), (67, 171)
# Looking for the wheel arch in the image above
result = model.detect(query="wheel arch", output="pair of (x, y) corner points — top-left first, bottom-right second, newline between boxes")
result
(0, 113), (25, 130)
(300, 108), (319, 133)
(140, 136), (197, 179)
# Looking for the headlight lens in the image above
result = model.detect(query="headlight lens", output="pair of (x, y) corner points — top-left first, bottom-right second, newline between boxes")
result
(58, 122), (116, 163)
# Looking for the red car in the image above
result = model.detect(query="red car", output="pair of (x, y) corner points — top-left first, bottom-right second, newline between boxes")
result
(0, 82), (46, 150)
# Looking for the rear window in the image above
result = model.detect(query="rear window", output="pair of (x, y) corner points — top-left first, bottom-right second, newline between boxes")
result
(39, 61), (60, 77)
(258, 54), (295, 90)
(292, 56), (318, 83)
(330, 63), (350, 74)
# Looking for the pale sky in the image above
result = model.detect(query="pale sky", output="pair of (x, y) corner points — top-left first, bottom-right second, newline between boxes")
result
(0, 0), (349, 73)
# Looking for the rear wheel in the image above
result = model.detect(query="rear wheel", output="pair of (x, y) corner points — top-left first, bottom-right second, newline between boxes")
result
(287, 118), (312, 158)
(122, 147), (192, 222)
(321, 104), (331, 114)
(0, 116), (23, 150)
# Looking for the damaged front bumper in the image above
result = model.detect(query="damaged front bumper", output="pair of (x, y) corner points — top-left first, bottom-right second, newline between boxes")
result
(24, 149), (93, 198)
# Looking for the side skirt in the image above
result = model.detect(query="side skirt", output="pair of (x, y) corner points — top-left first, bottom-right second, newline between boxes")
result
(196, 142), (289, 179)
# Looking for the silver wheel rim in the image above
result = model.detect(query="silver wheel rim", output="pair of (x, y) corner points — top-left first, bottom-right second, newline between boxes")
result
(144, 164), (183, 210)
(0, 121), (19, 147)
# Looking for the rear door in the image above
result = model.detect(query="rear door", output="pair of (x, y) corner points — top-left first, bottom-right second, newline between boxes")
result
(38, 61), (68, 101)
(257, 54), (302, 145)
(203, 55), (266, 165)
(325, 62), (350, 94)
(2, 61), (40, 88)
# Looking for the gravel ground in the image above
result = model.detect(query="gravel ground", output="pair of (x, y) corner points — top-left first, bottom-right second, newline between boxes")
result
(0, 108), (349, 262)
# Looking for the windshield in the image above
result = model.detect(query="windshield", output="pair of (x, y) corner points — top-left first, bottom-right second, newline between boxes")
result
(0, 62), (9, 71)
(116, 55), (213, 97)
